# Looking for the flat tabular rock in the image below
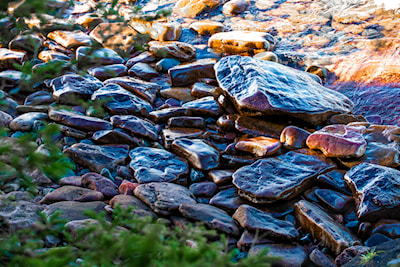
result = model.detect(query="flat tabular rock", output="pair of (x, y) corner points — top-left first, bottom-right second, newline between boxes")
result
(209, 31), (275, 55)
(209, 187), (248, 212)
(109, 194), (156, 218)
(50, 74), (103, 104)
(306, 125), (367, 158)
(233, 151), (333, 203)
(92, 84), (153, 116)
(168, 59), (216, 87)
(88, 64), (127, 81)
(294, 200), (360, 255)
(174, 0), (221, 18)
(171, 138), (220, 170)
(92, 129), (140, 148)
(110, 115), (157, 141)
(81, 172), (119, 198)
(235, 136), (281, 157)
(148, 107), (191, 124)
(179, 203), (240, 236)
(189, 21), (225, 35)
(315, 188), (353, 213)
(64, 143), (129, 173)
(104, 77), (159, 103)
(129, 19), (181, 41)
(249, 243), (308, 267)
(76, 47), (124, 66)
(39, 185), (104, 204)
(134, 182), (196, 215)
(49, 108), (112, 132)
(182, 96), (222, 117)
(47, 30), (92, 49)
(129, 147), (189, 183)
(233, 204), (299, 240)
(128, 63), (159, 81)
(235, 116), (284, 139)
(215, 56), (353, 125)
(162, 127), (204, 149)
(344, 163), (400, 221)
(44, 201), (106, 221)
(0, 48), (26, 70)
(9, 112), (48, 131)
(148, 41), (196, 61)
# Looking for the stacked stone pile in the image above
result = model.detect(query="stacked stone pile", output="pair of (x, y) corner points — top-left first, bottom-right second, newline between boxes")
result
(1, 0), (400, 265)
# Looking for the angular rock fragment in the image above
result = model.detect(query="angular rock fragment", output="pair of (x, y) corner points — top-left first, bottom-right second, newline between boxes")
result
(134, 182), (196, 215)
(0, 48), (26, 70)
(182, 96), (222, 117)
(47, 30), (92, 49)
(39, 186), (104, 204)
(179, 203), (240, 236)
(215, 56), (353, 125)
(128, 62), (159, 81)
(92, 84), (152, 116)
(294, 200), (360, 255)
(209, 31), (275, 55)
(233, 151), (333, 203)
(168, 116), (205, 128)
(344, 163), (400, 221)
(249, 243), (308, 267)
(148, 107), (191, 124)
(64, 143), (129, 173)
(110, 115), (157, 141)
(235, 136), (281, 157)
(92, 129), (140, 148)
(209, 187), (249, 213)
(88, 64), (127, 81)
(49, 108), (112, 132)
(81, 172), (119, 198)
(235, 116), (284, 139)
(171, 138), (220, 170)
(233, 204), (299, 240)
(208, 169), (234, 185)
(314, 189), (353, 213)
(162, 127), (205, 148)
(9, 112), (47, 131)
(306, 125), (367, 158)
(129, 147), (189, 183)
(76, 47), (124, 66)
(109, 194), (156, 218)
(169, 59), (216, 87)
(148, 41), (196, 61)
(49, 74), (103, 104)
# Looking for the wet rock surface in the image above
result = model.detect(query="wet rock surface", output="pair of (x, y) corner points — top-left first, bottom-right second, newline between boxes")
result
(2, 0), (400, 262)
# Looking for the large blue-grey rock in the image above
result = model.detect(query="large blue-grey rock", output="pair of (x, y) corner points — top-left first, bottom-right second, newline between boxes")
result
(215, 56), (353, 125)
(344, 163), (400, 221)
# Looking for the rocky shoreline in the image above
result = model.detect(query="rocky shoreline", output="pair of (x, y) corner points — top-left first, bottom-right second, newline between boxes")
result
(1, 0), (400, 266)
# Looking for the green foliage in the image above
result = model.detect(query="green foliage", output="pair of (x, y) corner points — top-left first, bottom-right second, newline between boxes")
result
(0, 206), (279, 267)
(359, 248), (384, 267)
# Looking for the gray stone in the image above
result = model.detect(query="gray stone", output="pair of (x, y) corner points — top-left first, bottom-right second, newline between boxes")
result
(109, 194), (156, 218)
(129, 147), (189, 183)
(92, 129), (140, 148)
(44, 201), (107, 221)
(128, 62), (159, 81)
(81, 172), (119, 198)
(76, 47), (124, 66)
(169, 59), (216, 87)
(9, 112), (47, 131)
(182, 96), (222, 117)
(249, 243), (308, 267)
(39, 185), (104, 204)
(110, 115), (157, 141)
(215, 56), (353, 125)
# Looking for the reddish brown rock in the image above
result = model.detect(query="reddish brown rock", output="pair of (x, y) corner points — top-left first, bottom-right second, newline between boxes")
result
(47, 30), (92, 49)
(169, 59), (216, 87)
(39, 186), (104, 204)
(280, 126), (311, 150)
(81, 172), (118, 198)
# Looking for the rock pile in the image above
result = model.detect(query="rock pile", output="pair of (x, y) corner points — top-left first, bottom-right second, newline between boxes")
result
(1, 0), (400, 266)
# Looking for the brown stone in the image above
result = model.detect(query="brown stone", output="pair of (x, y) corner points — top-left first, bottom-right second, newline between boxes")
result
(189, 21), (226, 35)
(129, 19), (181, 41)
(169, 59), (216, 87)
(148, 41), (196, 61)
(39, 186), (104, 204)
(0, 48), (26, 70)
(235, 136), (281, 157)
(47, 30), (93, 49)
(174, 0), (221, 18)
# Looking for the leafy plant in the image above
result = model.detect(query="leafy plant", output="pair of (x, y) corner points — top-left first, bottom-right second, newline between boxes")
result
(360, 248), (384, 267)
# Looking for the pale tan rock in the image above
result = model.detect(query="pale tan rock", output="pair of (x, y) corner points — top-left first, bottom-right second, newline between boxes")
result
(148, 41), (196, 61)
(190, 21), (226, 35)
(223, 0), (249, 16)
(235, 136), (281, 157)
(47, 30), (93, 49)
(129, 19), (181, 41)
(0, 48), (26, 70)
(174, 0), (221, 18)
(208, 31), (275, 55)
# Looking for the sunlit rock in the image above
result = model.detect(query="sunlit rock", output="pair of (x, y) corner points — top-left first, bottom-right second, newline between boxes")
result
(129, 19), (181, 41)
(148, 41), (196, 61)
(189, 21), (226, 35)
(174, 0), (221, 18)
(47, 30), (93, 49)
(235, 136), (281, 157)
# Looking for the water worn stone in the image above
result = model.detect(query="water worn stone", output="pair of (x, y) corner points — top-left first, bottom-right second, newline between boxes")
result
(47, 30), (92, 49)
(148, 107), (191, 124)
(134, 182), (196, 215)
(81, 172), (118, 198)
(109, 194), (156, 218)
(44, 201), (106, 221)
(76, 47), (124, 66)
(171, 138), (220, 170)
(128, 63), (159, 81)
(155, 58), (181, 72)
(280, 126), (311, 150)
(111, 115), (157, 141)
(189, 182), (217, 197)
(307, 125), (367, 158)
(182, 96), (222, 117)
(235, 136), (281, 157)
(233, 204), (299, 240)
(235, 116), (284, 139)
(64, 143), (129, 173)
(104, 77), (159, 104)
(160, 87), (195, 102)
(92, 129), (140, 148)
(233, 151), (333, 203)
(0, 48), (26, 70)
(59, 176), (83, 187)
(222, 0), (249, 15)
(49, 108), (112, 132)
(9, 112), (47, 132)
(0, 110), (12, 127)
(208, 169), (234, 185)
(294, 200), (360, 255)
(189, 21), (225, 35)
(9, 34), (43, 54)
(50, 74), (103, 104)
(344, 163), (400, 221)
(174, 0), (221, 18)
(315, 188), (353, 213)
(148, 41), (196, 61)
(129, 147), (189, 183)
(215, 56), (353, 125)
(309, 248), (336, 267)
(162, 127), (204, 148)
(372, 222), (400, 239)
(92, 84), (152, 116)
(179, 203), (240, 236)
(209, 32), (275, 55)
(39, 186), (104, 204)
(129, 19), (181, 41)
(88, 64), (127, 81)
(191, 82), (222, 98)
(209, 187), (248, 212)
(169, 59), (216, 87)
(0, 70), (23, 90)
(249, 243), (308, 267)
(168, 116), (205, 128)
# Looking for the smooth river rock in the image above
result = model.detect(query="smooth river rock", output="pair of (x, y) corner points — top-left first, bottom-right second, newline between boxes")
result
(344, 163), (400, 222)
(39, 185), (104, 204)
(134, 182), (196, 215)
(215, 56), (353, 125)
(129, 147), (189, 183)
(110, 115), (157, 141)
(233, 204), (299, 240)
(81, 172), (119, 198)
(294, 200), (360, 255)
(168, 58), (216, 87)
(233, 151), (334, 203)
(249, 243), (308, 267)
(235, 136), (281, 157)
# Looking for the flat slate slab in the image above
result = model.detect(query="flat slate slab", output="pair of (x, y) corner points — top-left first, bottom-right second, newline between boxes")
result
(129, 147), (189, 183)
(134, 182), (196, 215)
(344, 163), (400, 221)
(215, 56), (353, 125)
(232, 151), (333, 203)
(179, 203), (240, 236)
(233, 204), (299, 240)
